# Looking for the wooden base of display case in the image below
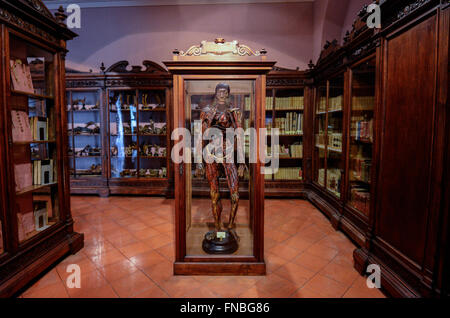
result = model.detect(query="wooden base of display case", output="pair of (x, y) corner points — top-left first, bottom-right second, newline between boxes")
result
(174, 261), (266, 276)
(307, 184), (366, 247)
(0, 231), (84, 297)
(353, 247), (423, 298)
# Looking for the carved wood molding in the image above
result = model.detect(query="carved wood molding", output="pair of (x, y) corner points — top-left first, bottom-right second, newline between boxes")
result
(105, 60), (168, 74)
(22, 0), (55, 20)
(105, 79), (172, 87)
(66, 80), (103, 88)
(175, 38), (267, 57)
(317, 40), (341, 65)
(266, 78), (305, 87)
(343, 2), (374, 45)
(0, 7), (58, 44)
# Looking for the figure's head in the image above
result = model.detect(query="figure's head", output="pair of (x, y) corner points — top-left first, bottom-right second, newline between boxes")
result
(214, 83), (230, 106)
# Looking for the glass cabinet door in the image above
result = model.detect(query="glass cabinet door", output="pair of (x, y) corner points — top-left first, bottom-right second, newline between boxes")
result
(326, 76), (344, 198)
(109, 89), (138, 178)
(273, 88), (304, 181)
(137, 89), (167, 179)
(184, 80), (255, 257)
(68, 90), (102, 177)
(314, 86), (327, 186)
(348, 58), (376, 216)
(9, 34), (61, 243)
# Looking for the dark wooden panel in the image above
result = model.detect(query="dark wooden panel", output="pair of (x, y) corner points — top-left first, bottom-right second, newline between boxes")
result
(376, 15), (437, 264)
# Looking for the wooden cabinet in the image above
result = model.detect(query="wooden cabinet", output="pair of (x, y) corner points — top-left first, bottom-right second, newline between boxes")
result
(0, 2), (83, 297)
(65, 61), (174, 197)
(66, 73), (108, 196)
(308, 0), (449, 297)
(165, 39), (273, 275)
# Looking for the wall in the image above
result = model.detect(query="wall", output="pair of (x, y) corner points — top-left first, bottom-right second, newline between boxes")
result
(65, 2), (314, 72)
(62, 1), (371, 72)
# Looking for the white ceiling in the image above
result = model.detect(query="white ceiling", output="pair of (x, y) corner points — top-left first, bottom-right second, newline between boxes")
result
(43, 0), (314, 10)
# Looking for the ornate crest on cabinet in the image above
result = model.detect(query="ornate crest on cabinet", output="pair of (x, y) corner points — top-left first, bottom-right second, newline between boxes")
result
(381, 0), (435, 30)
(173, 38), (267, 57)
(267, 66), (307, 87)
(317, 40), (341, 65)
(343, 2), (375, 45)
(105, 60), (168, 74)
(0, 1), (76, 45)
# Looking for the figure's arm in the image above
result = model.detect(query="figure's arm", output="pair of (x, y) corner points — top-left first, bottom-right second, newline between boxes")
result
(195, 108), (215, 177)
(230, 109), (247, 178)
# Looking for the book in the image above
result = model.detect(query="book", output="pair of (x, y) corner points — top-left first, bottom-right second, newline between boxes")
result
(30, 117), (48, 141)
(14, 163), (33, 192)
(40, 159), (53, 185)
(10, 59), (34, 94)
(11, 110), (32, 142)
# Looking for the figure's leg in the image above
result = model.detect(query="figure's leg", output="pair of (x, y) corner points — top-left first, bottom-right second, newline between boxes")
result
(223, 163), (239, 230)
(205, 162), (223, 231)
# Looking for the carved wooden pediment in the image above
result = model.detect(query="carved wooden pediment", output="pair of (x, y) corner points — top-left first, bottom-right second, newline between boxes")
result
(105, 60), (168, 74)
(317, 39), (341, 64)
(174, 38), (267, 57)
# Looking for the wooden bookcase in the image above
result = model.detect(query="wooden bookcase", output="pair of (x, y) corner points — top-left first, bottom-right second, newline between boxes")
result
(308, 0), (449, 297)
(264, 67), (308, 197)
(0, 2), (83, 297)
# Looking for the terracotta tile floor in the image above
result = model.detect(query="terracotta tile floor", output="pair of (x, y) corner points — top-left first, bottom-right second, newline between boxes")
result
(20, 196), (385, 298)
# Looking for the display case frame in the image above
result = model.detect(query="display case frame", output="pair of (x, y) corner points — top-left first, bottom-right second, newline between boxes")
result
(66, 73), (108, 196)
(165, 39), (275, 275)
(0, 1), (83, 297)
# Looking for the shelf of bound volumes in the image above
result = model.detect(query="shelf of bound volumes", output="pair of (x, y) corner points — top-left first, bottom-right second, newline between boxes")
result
(347, 59), (376, 217)
(265, 88), (304, 184)
(9, 33), (61, 244)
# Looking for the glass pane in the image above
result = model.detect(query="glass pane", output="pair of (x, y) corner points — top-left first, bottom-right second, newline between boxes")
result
(326, 77), (344, 198)
(9, 35), (54, 97)
(274, 89), (304, 181)
(71, 91), (102, 177)
(66, 91), (75, 177)
(185, 80), (255, 257)
(314, 86), (327, 186)
(109, 90), (138, 178)
(138, 90), (167, 179)
(348, 59), (376, 216)
(11, 95), (60, 243)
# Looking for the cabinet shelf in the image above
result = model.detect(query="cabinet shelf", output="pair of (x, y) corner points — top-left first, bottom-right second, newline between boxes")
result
(11, 90), (54, 100)
(16, 182), (57, 196)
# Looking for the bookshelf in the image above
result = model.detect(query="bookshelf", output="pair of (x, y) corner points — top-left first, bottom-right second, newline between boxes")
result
(264, 67), (307, 197)
(347, 58), (375, 218)
(0, 1), (82, 297)
(313, 78), (344, 199)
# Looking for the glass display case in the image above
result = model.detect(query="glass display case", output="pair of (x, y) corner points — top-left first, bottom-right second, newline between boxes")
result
(67, 89), (102, 177)
(313, 77), (343, 199)
(0, 1), (82, 297)
(272, 88), (304, 182)
(185, 80), (255, 256)
(314, 85), (327, 187)
(108, 89), (168, 179)
(347, 58), (376, 217)
(165, 38), (273, 275)
(326, 75), (344, 198)
(9, 34), (61, 243)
